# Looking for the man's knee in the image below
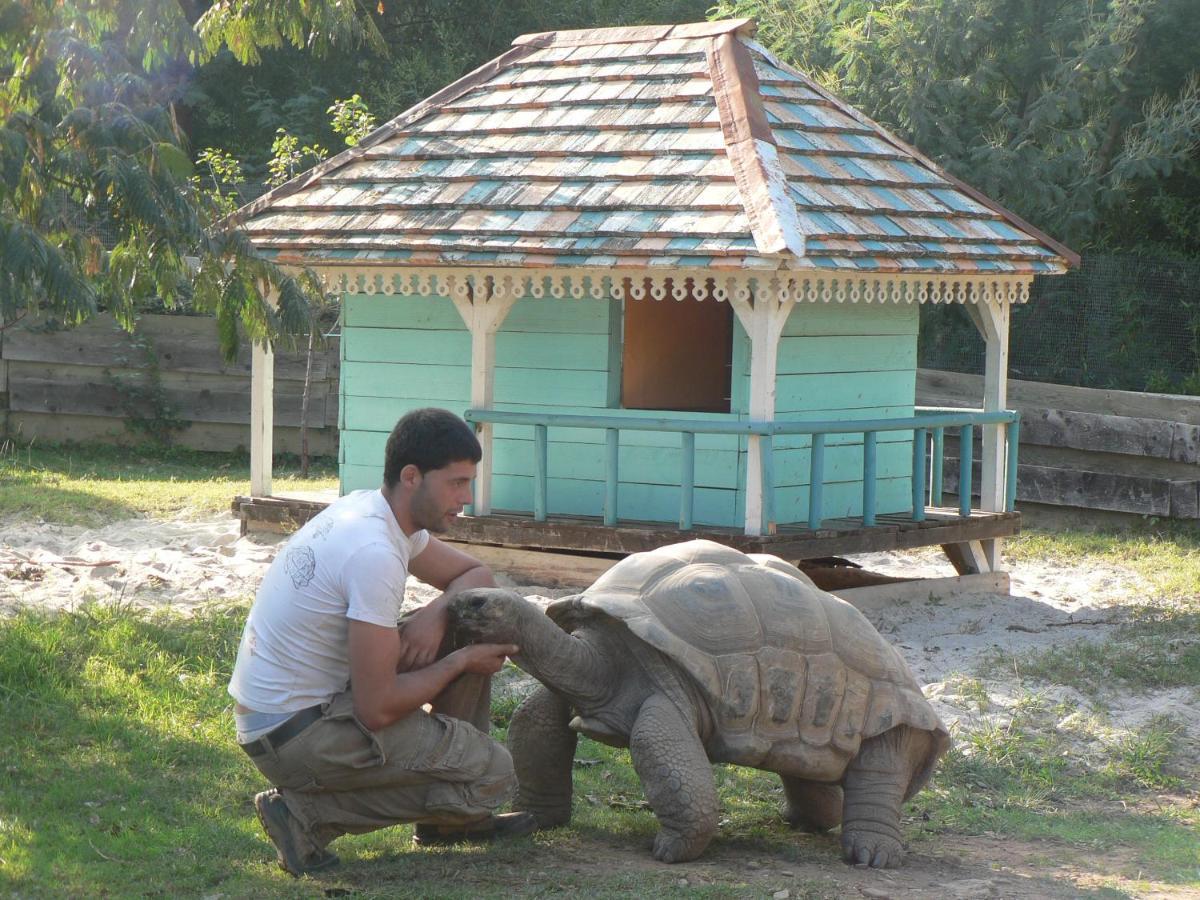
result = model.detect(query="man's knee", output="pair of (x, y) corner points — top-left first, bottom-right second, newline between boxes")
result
(423, 737), (515, 818)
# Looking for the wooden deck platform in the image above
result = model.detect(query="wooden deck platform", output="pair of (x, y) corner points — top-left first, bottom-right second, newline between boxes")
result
(232, 493), (1016, 596)
(443, 509), (1020, 558)
(233, 493), (1019, 558)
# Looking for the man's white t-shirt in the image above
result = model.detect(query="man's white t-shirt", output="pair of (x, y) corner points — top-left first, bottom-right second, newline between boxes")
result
(229, 489), (430, 716)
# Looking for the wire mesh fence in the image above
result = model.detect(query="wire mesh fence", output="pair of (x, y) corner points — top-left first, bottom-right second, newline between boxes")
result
(919, 254), (1200, 394)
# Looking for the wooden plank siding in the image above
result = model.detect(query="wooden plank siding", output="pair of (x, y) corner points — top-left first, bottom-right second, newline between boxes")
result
(765, 303), (920, 523)
(1, 314), (338, 454)
(341, 292), (747, 526)
(340, 294), (929, 528)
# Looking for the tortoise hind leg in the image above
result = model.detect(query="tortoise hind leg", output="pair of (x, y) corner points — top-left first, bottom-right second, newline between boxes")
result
(509, 685), (577, 827)
(780, 777), (842, 831)
(629, 693), (718, 863)
(840, 725), (933, 868)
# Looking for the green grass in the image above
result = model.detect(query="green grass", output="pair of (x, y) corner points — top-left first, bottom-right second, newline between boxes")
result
(2, 604), (1195, 898)
(0, 440), (338, 525)
(0, 604), (846, 898)
(916, 689), (1200, 884)
(1008, 524), (1200, 604)
(990, 614), (1200, 695)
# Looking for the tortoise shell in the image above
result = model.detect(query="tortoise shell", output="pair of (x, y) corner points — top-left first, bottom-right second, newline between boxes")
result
(547, 539), (948, 783)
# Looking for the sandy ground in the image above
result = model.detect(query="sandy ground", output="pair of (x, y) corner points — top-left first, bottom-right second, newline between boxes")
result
(2, 511), (1197, 897)
(0, 511), (1179, 732)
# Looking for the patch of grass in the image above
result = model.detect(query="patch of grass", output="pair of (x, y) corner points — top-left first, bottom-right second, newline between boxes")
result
(1008, 525), (1200, 604)
(4, 603), (1195, 896)
(0, 440), (338, 525)
(989, 613), (1200, 695)
(919, 690), (1199, 883)
(0, 605), (837, 898)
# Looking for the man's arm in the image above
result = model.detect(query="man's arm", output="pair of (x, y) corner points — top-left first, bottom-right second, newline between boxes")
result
(397, 538), (495, 671)
(349, 618), (517, 731)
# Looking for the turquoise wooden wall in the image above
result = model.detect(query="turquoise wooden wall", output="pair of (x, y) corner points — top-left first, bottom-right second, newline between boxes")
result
(766, 302), (918, 522)
(340, 293), (918, 527)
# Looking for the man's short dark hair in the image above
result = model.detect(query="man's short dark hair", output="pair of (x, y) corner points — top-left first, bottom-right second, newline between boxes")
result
(383, 408), (482, 487)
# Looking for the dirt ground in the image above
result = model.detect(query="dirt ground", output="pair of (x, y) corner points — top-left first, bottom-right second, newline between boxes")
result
(2, 511), (1197, 898)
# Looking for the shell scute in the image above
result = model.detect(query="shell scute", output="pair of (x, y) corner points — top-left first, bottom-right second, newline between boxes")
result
(718, 654), (759, 729)
(757, 646), (806, 735)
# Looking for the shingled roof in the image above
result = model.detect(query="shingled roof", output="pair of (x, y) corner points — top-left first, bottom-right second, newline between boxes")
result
(236, 18), (1075, 275)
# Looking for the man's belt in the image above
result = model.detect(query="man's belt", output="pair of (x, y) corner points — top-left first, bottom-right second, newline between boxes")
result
(239, 704), (324, 758)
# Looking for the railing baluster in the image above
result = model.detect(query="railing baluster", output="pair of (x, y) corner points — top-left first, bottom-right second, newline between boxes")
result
(533, 424), (548, 522)
(959, 424), (973, 517)
(760, 434), (776, 534)
(930, 427), (944, 507)
(911, 427), (927, 521)
(458, 408), (1017, 533)
(604, 428), (619, 526)
(862, 431), (877, 526)
(807, 433), (824, 530)
(1005, 418), (1020, 512)
(679, 431), (695, 530)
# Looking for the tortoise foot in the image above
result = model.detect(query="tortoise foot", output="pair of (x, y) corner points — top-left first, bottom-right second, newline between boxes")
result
(651, 829), (706, 863)
(841, 826), (904, 868)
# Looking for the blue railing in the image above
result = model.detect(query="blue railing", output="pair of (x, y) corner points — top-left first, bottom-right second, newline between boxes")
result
(465, 407), (1020, 533)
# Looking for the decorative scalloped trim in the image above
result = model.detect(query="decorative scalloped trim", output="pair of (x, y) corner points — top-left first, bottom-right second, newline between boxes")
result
(312, 266), (1033, 305)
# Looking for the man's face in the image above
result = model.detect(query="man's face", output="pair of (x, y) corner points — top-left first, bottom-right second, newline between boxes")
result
(409, 459), (476, 533)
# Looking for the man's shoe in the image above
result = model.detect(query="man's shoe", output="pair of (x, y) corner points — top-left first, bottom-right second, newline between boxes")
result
(413, 811), (538, 847)
(254, 790), (340, 876)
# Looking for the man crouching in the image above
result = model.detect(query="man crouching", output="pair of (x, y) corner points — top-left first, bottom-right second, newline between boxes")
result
(229, 408), (534, 875)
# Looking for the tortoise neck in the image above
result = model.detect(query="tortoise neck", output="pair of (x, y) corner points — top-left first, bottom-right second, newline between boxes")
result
(510, 614), (615, 707)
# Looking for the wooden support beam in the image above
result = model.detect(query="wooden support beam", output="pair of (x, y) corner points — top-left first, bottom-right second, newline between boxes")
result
(451, 286), (518, 515)
(941, 539), (990, 576)
(250, 291), (278, 497)
(729, 292), (790, 536)
(961, 298), (1013, 572)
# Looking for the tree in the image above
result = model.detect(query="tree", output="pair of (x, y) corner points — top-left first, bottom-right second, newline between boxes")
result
(713, 0), (1200, 252)
(183, 0), (713, 179)
(0, 0), (374, 356)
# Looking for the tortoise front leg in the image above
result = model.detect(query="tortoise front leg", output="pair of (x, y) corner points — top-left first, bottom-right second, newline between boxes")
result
(629, 693), (718, 863)
(509, 685), (577, 827)
(841, 725), (932, 867)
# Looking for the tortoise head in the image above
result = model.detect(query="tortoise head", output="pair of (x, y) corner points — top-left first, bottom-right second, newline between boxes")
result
(449, 587), (528, 646)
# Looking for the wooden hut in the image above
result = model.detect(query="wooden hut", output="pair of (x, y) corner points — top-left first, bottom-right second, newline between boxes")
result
(233, 18), (1075, 585)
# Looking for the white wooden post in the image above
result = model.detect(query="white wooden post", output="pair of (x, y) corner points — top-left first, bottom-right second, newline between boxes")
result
(250, 337), (275, 497)
(451, 285), (518, 516)
(730, 292), (790, 536)
(964, 297), (1012, 572)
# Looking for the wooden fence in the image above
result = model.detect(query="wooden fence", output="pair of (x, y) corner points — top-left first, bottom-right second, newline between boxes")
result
(918, 369), (1200, 520)
(0, 314), (339, 455)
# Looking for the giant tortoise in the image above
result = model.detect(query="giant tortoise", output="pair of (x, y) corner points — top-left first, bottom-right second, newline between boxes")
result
(451, 539), (949, 865)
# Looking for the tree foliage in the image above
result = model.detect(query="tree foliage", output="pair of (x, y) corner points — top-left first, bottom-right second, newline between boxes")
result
(714, 0), (1200, 252)
(184, 0), (712, 176)
(0, 0), (367, 355)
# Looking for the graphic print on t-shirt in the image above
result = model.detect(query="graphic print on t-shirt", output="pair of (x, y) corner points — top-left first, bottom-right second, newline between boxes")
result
(285, 544), (317, 588)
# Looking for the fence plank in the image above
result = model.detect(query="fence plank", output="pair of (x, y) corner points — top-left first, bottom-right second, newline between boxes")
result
(4, 315), (334, 382)
(2, 314), (340, 454)
(8, 367), (327, 428)
(918, 368), (1200, 425)
(942, 456), (1185, 518)
(1018, 408), (1195, 462)
(6, 412), (337, 455)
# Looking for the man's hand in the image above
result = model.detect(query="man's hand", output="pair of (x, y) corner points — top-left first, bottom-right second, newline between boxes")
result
(396, 604), (447, 672)
(448, 642), (519, 676)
